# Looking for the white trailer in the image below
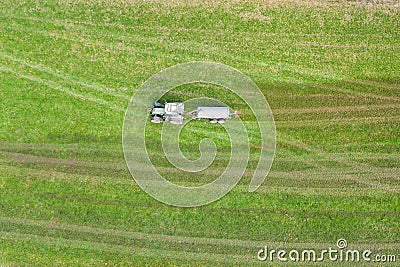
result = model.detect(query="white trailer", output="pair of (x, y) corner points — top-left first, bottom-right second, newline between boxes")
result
(192, 106), (231, 124)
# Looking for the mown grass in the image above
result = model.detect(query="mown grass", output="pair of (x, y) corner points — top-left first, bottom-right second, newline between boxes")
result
(0, 0), (399, 266)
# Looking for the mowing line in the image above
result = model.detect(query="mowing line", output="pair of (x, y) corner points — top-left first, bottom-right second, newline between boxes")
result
(5, 15), (399, 89)
(1, 141), (397, 161)
(2, 146), (398, 185)
(4, 164), (399, 197)
(258, 185), (400, 196)
(276, 115), (400, 127)
(0, 217), (398, 251)
(0, 51), (131, 100)
(322, 84), (400, 102)
(0, 164), (135, 187)
(288, 139), (398, 178)
(280, 135), (399, 192)
(273, 103), (400, 115)
(1, 16), (352, 84)
(0, 21), (188, 64)
(348, 79), (400, 92)
(10, 15), (398, 40)
(0, 151), (126, 168)
(0, 65), (125, 112)
(3, 161), (399, 192)
(269, 170), (400, 181)
(0, 231), (258, 264)
(12, 13), (399, 58)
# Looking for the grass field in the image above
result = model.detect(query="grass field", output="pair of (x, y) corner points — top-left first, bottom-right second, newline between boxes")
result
(0, 0), (399, 266)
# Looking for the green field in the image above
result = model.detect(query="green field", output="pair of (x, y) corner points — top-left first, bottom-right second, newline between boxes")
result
(1, 0), (399, 266)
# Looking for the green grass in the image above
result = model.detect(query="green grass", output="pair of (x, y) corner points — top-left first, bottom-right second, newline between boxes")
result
(0, 0), (399, 266)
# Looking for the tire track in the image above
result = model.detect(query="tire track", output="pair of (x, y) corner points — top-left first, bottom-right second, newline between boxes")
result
(0, 16), (352, 84)
(276, 115), (400, 127)
(2, 147), (399, 185)
(0, 65), (125, 112)
(8, 14), (397, 40)
(349, 79), (400, 92)
(322, 84), (400, 102)
(3, 160), (399, 191)
(273, 103), (400, 115)
(3, 152), (399, 199)
(5, 14), (399, 91)
(281, 135), (399, 192)
(0, 52), (131, 100)
(0, 151), (125, 169)
(0, 217), (398, 251)
(0, 231), (258, 265)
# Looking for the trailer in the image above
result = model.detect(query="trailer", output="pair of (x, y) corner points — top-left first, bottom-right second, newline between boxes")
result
(191, 106), (231, 124)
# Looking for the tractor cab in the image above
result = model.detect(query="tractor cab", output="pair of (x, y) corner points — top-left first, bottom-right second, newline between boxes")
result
(150, 102), (166, 123)
(150, 102), (184, 124)
(165, 102), (184, 125)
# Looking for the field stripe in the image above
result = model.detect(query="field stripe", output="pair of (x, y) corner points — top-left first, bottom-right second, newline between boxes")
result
(0, 16), (351, 84)
(0, 19), (188, 66)
(0, 217), (398, 251)
(276, 115), (400, 127)
(3, 149), (398, 177)
(348, 79), (400, 92)
(0, 151), (126, 169)
(1, 142), (398, 161)
(273, 103), (400, 115)
(0, 65), (125, 112)
(0, 231), (258, 264)
(280, 136), (399, 192)
(5, 15), (400, 90)
(2, 162), (399, 194)
(9, 14), (398, 40)
(322, 84), (400, 102)
(257, 185), (400, 196)
(2, 148), (399, 187)
(0, 51), (131, 100)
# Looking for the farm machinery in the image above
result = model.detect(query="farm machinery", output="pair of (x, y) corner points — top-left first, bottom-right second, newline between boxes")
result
(150, 102), (233, 124)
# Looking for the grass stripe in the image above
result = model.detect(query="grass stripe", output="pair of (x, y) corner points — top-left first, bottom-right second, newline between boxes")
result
(0, 217), (398, 251)
(280, 136), (399, 191)
(273, 103), (400, 115)
(0, 51), (131, 100)
(0, 65), (125, 112)
(0, 231), (259, 265)
(276, 115), (400, 127)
